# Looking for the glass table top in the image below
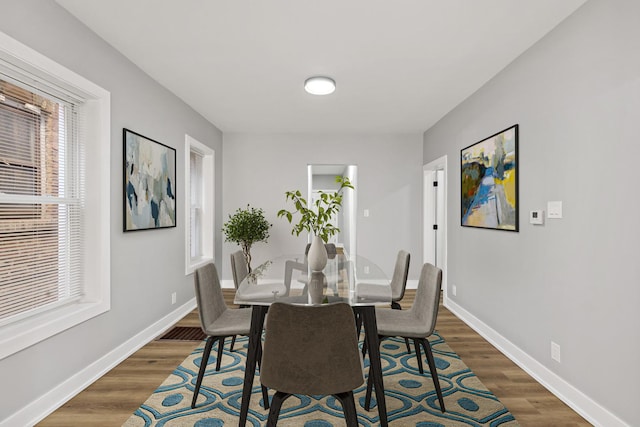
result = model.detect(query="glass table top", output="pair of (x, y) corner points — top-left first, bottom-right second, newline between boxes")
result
(234, 253), (392, 307)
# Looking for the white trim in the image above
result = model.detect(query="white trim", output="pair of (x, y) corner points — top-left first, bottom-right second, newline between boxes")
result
(0, 298), (197, 427)
(0, 30), (111, 360)
(443, 298), (629, 427)
(221, 279), (236, 289)
(423, 156), (448, 297)
(405, 279), (419, 290)
(184, 135), (215, 275)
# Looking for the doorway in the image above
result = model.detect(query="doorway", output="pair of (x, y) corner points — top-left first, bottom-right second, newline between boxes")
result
(423, 156), (447, 297)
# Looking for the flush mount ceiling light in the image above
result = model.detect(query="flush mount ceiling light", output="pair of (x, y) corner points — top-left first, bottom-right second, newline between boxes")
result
(304, 76), (336, 95)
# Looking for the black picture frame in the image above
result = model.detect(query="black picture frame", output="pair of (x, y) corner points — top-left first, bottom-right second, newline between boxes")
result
(123, 128), (177, 232)
(461, 124), (519, 232)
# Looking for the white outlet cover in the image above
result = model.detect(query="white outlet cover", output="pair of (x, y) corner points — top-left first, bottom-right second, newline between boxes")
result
(551, 341), (561, 363)
(547, 201), (563, 219)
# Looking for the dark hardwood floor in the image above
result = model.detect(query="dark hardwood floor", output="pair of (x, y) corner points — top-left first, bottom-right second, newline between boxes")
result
(37, 289), (590, 426)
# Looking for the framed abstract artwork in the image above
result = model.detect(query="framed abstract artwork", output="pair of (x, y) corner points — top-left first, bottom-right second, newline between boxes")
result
(123, 128), (176, 232)
(461, 124), (518, 231)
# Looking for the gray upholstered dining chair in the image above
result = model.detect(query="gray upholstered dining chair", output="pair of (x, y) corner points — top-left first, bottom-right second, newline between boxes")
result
(390, 250), (411, 353)
(260, 302), (364, 426)
(230, 250), (249, 289)
(358, 250), (411, 353)
(229, 250), (250, 350)
(192, 263), (268, 409)
(390, 250), (411, 310)
(365, 262), (446, 413)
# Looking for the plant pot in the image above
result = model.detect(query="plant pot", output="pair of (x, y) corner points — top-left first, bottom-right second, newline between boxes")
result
(307, 235), (328, 271)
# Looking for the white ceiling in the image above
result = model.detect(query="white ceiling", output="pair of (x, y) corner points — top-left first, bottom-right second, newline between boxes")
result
(57, 0), (586, 134)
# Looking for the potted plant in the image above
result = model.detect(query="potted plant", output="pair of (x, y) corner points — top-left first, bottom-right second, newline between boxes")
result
(277, 176), (354, 270)
(222, 205), (271, 273)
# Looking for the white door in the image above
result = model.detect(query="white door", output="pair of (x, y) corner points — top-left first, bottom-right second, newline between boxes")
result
(423, 156), (447, 294)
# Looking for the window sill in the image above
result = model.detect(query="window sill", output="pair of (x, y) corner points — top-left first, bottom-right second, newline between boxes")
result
(186, 256), (214, 276)
(0, 299), (110, 360)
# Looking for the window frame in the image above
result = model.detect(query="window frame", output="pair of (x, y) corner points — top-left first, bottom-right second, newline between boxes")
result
(0, 30), (111, 360)
(184, 134), (214, 275)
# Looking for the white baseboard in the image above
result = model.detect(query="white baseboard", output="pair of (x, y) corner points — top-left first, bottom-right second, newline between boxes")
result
(1, 298), (197, 427)
(221, 279), (235, 289)
(443, 297), (628, 427)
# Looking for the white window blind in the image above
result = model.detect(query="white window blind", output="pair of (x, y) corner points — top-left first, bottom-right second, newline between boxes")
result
(0, 77), (84, 327)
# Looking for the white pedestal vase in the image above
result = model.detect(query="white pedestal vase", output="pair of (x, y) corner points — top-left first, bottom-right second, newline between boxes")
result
(308, 272), (326, 304)
(307, 235), (328, 271)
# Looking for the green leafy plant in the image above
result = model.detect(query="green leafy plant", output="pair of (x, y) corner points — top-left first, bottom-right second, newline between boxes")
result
(277, 176), (354, 243)
(222, 205), (271, 272)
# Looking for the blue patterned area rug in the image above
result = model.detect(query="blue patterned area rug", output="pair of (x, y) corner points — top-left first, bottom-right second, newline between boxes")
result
(123, 334), (518, 426)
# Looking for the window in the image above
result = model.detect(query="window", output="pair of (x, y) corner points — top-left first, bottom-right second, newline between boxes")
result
(185, 135), (214, 275)
(0, 31), (110, 359)
(0, 79), (82, 324)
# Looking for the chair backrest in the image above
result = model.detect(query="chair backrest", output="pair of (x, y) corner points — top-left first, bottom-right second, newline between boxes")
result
(409, 263), (442, 336)
(261, 303), (364, 395)
(390, 250), (410, 302)
(325, 243), (337, 256)
(194, 263), (228, 333)
(230, 250), (248, 289)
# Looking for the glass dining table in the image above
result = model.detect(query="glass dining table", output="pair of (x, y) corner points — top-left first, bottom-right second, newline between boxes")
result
(234, 252), (392, 426)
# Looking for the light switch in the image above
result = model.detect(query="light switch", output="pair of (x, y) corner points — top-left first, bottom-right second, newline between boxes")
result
(363, 209), (370, 217)
(547, 201), (563, 219)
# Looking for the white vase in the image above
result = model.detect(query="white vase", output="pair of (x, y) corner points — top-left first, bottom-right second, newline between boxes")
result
(307, 235), (328, 271)
(308, 272), (326, 304)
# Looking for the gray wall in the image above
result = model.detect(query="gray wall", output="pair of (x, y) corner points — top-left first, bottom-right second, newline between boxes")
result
(423, 0), (639, 424)
(222, 133), (423, 281)
(0, 0), (223, 420)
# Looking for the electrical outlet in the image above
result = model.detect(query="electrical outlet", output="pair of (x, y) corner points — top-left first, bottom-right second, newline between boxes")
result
(364, 265), (370, 274)
(452, 285), (457, 296)
(551, 341), (561, 363)
(171, 292), (177, 305)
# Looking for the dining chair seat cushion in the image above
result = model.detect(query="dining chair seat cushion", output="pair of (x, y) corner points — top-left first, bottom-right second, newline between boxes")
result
(201, 307), (253, 337)
(261, 303), (364, 396)
(374, 307), (432, 338)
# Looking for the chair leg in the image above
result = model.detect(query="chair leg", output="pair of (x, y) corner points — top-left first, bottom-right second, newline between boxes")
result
(391, 303), (412, 354)
(191, 336), (216, 409)
(420, 338), (446, 413)
(364, 367), (374, 410)
(230, 335), (236, 352)
(404, 338), (412, 354)
(215, 336), (225, 371)
(257, 340), (263, 371)
(334, 391), (359, 427)
(361, 334), (368, 359)
(266, 391), (292, 426)
(255, 341), (270, 409)
(413, 338), (424, 374)
(261, 385), (270, 410)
